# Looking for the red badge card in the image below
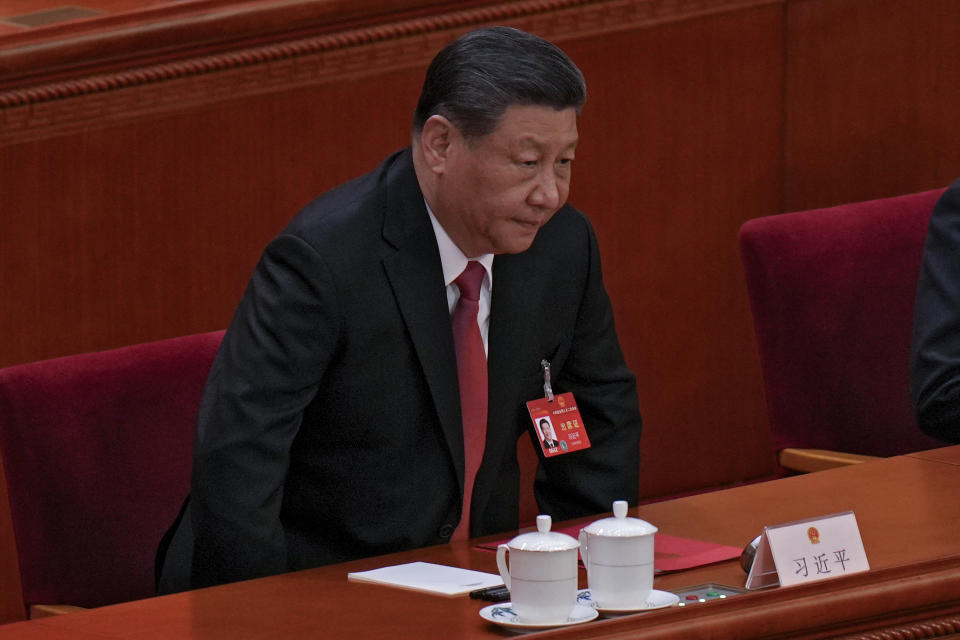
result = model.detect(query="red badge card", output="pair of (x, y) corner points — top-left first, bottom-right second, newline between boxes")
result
(526, 392), (591, 457)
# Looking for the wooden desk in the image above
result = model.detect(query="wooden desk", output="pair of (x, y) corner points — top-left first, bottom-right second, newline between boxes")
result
(1, 447), (959, 639)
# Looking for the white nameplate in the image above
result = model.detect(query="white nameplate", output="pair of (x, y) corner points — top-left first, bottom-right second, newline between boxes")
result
(745, 511), (869, 590)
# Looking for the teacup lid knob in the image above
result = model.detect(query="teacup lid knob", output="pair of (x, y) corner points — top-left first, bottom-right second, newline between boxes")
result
(537, 514), (551, 533)
(613, 500), (628, 519)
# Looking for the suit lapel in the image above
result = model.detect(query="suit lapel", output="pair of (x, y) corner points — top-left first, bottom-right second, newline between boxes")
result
(380, 151), (465, 488)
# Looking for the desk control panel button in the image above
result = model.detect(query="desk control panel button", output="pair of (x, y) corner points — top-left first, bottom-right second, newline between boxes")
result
(438, 524), (454, 539)
(675, 583), (747, 606)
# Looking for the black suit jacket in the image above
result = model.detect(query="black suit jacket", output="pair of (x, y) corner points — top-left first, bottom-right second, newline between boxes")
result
(158, 148), (642, 591)
(912, 177), (960, 443)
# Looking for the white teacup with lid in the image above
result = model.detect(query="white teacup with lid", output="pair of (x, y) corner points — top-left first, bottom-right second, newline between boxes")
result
(496, 514), (579, 624)
(579, 500), (658, 610)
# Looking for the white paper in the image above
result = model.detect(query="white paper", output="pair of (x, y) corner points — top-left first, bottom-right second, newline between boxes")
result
(347, 561), (503, 597)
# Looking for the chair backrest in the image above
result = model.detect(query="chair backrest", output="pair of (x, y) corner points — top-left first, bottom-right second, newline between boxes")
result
(739, 190), (946, 458)
(0, 331), (223, 611)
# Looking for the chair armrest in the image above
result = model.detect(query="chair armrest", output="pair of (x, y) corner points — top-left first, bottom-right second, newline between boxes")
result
(778, 448), (879, 473)
(29, 604), (87, 618)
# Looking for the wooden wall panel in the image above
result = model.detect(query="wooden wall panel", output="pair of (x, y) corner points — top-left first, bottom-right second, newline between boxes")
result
(1, 75), (419, 366)
(566, 5), (783, 497)
(784, 0), (960, 211)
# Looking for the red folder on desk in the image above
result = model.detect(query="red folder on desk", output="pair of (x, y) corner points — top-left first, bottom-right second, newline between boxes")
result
(478, 524), (741, 573)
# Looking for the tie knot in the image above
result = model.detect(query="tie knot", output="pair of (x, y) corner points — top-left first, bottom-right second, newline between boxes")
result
(455, 261), (485, 302)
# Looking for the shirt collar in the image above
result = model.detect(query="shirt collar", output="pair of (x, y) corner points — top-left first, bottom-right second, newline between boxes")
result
(425, 201), (494, 288)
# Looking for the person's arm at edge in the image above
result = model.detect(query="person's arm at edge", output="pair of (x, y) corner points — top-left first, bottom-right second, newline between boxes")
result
(911, 178), (960, 444)
(190, 233), (340, 588)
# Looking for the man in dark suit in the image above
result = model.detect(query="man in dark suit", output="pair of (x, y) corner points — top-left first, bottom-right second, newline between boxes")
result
(912, 177), (960, 443)
(158, 26), (641, 593)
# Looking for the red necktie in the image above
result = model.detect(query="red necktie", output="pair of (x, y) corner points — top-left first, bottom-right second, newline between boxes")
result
(451, 261), (488, 540)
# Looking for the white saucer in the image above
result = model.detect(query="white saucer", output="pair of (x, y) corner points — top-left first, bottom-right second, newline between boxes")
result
(479, 602), (598, 631)
(577, 588), (680, 614)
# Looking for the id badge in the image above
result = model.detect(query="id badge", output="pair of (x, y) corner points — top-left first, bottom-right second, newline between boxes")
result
(525, 360), (591, 457)
(526, 393), (591, 457)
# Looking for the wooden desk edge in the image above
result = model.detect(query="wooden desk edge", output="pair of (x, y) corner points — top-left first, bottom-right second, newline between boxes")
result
(542, 554), (960, 639)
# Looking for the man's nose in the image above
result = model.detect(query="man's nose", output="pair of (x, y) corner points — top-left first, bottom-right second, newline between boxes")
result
(530, 169), (563, 209)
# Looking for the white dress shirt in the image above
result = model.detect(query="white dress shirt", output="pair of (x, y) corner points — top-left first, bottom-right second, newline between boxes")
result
(426, 204), (494, 356)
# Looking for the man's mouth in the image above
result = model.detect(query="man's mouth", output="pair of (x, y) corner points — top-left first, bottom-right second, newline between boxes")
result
(513, 218), (542, 230)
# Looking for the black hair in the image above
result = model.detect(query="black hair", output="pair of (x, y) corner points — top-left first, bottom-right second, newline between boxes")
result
(412, 26), (586, 139)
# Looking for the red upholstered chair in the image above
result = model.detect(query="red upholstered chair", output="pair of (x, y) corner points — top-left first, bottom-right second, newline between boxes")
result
(0, 331), (223, 619)
(739, 189), (946, 473)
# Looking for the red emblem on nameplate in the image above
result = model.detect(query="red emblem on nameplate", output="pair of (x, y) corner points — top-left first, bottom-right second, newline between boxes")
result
(807, 527), (820, 544)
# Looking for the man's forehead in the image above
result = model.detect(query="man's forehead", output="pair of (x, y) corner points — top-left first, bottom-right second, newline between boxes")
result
(492, 105), (579, 144)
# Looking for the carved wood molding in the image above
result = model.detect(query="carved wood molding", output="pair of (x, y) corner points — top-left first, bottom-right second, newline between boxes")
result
(834, 614), (960, 640)
(0, 0), (780, 144)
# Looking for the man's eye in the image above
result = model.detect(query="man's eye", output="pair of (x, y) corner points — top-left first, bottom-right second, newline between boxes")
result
(519, 160), (538, 167)
(557, 157), (574, 167)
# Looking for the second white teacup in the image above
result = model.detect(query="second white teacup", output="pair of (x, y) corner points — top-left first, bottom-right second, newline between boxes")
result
(579, 500), (657, 610)
(496, 514), (579, 624)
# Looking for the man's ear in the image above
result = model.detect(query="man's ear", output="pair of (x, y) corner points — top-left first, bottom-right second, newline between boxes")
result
(419, 115), (455, 174)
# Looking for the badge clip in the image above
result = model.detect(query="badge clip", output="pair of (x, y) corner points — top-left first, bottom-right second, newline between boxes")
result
(541, 359), (554, 402)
